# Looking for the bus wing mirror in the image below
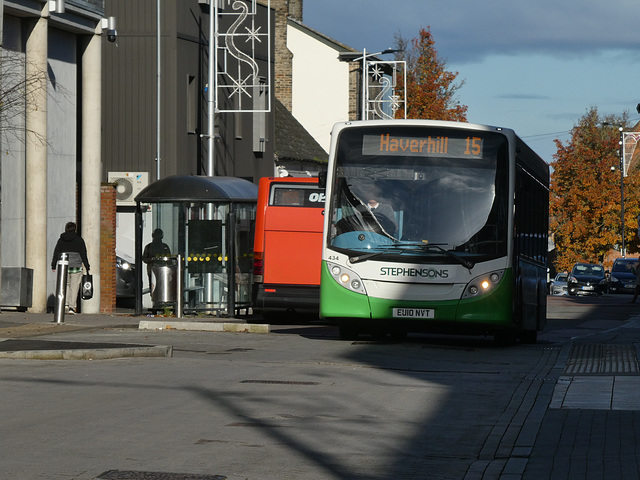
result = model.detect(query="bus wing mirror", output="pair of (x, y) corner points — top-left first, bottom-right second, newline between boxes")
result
(318, 170), (327, 189)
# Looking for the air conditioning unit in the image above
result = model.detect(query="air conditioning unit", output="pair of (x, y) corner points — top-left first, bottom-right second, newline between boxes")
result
(108, 172), (149, 206)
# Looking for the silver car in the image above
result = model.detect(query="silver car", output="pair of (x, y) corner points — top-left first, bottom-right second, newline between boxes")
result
(549, 272), (568, 296)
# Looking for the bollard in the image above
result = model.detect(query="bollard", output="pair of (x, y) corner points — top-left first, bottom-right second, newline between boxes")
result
(176, 254), (183, 318)
(53, 253), (68, 324)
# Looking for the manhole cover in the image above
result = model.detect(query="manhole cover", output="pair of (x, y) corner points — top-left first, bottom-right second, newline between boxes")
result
(97, 470), (225, 480)
(563, 344), (639, 375)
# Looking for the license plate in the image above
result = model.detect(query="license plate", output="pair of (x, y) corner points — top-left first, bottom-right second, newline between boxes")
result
(393, 308), (434, 319)
(582, 286), (594, 291)
(626, 284), (635, 289)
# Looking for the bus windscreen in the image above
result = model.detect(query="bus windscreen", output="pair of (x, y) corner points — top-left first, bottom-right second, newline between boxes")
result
(329, 126), (509, 262)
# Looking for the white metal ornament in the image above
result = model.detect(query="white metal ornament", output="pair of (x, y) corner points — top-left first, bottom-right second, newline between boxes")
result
(364, 60), (406, 120)
(215, 0), (271, 113)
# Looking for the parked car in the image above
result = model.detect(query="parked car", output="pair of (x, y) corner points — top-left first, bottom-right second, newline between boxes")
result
(567, 262), (608, 296)
(609, 257), (639, 294)
(116, 254), (136, 298)
(549, 272), (568, 296)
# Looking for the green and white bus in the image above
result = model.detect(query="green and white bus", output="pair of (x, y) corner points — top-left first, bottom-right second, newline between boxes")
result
(320, 120), (549, 343)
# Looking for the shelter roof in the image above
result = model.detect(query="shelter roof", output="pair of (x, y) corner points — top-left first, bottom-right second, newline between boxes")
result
(135, 175), (258, 203)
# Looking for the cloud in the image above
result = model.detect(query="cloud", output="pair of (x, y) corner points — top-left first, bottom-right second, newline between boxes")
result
(303, 0), (640, 63)
(439, 2), (639, 55)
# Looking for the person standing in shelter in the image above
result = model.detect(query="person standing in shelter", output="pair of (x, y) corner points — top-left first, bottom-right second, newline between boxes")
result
(142, 228), (171, 292)
(51, 222), (90, 314)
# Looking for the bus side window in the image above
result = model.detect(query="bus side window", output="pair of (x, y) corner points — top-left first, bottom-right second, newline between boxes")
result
(318, 171), (327, 188)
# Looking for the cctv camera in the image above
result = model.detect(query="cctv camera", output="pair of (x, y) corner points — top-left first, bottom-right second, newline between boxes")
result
(103, 16), (117, 43)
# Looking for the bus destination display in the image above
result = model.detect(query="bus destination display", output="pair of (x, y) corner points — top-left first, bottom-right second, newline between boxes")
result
(271, 186), (325, 208)
(362, 133), (483, 159)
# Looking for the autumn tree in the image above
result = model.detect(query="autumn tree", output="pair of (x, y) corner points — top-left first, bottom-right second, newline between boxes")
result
(394, 27), (467, 121)
(550, 106), (640, 272)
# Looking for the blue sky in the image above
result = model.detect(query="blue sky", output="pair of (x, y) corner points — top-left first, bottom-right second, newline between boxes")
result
(302, 0), (640, 163)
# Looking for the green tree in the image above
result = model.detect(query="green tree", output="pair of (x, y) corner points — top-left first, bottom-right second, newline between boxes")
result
(550, 107), (640, 272)
(395, 27), (467, 121)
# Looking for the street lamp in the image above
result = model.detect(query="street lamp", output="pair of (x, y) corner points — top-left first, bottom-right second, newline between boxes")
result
(603, 122), (626, 256)
(360, 48), (401, 120)
(338, 48), (403, 120)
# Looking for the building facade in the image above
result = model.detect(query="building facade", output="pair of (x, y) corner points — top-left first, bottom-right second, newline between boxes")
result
(102, 0), (276, 183)
(0, 0), (348, 312)
(1, 0), (105, 313)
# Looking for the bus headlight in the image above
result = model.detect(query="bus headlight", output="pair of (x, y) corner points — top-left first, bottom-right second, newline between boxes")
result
(327, 261), (366, 294)
(462, 269), (504, 299)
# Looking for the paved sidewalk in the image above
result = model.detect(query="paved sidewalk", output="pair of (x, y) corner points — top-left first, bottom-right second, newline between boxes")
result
(0, 308), (268, 331)
(0, 309), (142, 330)
(521, 318), (640, 480)
(0, 309), (268, 359)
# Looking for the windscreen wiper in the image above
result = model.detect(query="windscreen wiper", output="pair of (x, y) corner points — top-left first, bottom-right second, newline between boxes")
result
(398, 242), (475, 270)
(349, 249), (398, 264)
(429, 244), (475, 269)
(349, 243), (475, 269)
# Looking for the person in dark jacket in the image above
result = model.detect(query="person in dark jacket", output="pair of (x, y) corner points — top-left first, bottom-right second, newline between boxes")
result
(51, 222), (90, 314)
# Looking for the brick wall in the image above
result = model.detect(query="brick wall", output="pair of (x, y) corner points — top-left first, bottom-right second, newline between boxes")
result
(100, 184), (116, 313)
(348, 63), (360, 121)
(269, 0), (302, 111)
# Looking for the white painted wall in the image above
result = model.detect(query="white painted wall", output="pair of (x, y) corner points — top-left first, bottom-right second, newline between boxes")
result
(288, 23), (350, 153)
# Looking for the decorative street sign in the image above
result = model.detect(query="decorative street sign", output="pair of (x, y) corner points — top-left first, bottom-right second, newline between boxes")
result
(215, 0), (271, 113)
(623, 131), (640, 177)
(364, 60), (406, 120)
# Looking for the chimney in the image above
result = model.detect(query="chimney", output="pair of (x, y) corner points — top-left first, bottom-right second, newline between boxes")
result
(270, 0), (304, 111)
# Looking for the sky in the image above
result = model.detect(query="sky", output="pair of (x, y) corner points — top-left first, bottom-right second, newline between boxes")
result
(302, 0), (640, 163)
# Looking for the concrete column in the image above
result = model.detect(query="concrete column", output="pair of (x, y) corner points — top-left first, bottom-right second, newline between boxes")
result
(25, 13), (48, 312)
(80, 32), (102, 313)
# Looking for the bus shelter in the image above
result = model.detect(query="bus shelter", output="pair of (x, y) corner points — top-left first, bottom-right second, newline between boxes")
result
(134, 175), (258, 316)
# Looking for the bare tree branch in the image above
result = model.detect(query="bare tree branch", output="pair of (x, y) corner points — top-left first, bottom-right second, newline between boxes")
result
(0, 47), (51, 147)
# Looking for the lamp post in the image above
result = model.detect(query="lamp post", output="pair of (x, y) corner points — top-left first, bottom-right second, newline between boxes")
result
(360, 48), (401, 120)
(604, 122), (626, 256)
(338, 48), (403, 120)
(618, 126), (626, 257)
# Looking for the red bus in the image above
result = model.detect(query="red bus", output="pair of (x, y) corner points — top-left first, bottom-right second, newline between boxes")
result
(252, 177), (325, 321)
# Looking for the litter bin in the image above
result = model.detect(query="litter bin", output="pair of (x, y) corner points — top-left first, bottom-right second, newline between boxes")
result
(150, 256), (177, 305)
